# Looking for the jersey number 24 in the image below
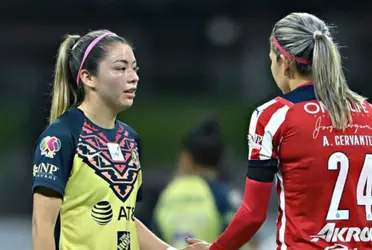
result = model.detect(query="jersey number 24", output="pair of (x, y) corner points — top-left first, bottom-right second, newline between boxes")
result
(327, 152), (372, 221)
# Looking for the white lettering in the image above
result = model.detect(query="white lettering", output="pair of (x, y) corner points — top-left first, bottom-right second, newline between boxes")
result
(313, 117), (372, 139)
(323, 136), (330, 146)
(334, 135), (372, 146)
(335, 136), (340, 145)
(310, 223), (372, 243)
(248, 134), (263, 150)
(360, 228), (372, 242)
(361, 103), (369, 113)
(305, 102), (322, 114)
(33, 163), (59, 180)
(305, 102), (369, 115)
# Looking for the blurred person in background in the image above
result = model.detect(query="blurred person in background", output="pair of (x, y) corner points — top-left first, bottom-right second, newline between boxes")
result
(184, 12), (372, 250)
(152, 117), (243, 249)
(32, 29), (179, 250)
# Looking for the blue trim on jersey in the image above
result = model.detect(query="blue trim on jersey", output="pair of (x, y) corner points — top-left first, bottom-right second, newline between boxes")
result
(248, 159), (278, 168)
(205, 179), (234, 229)
(32, 108), (85, 197)
(281, 84), (316, 104)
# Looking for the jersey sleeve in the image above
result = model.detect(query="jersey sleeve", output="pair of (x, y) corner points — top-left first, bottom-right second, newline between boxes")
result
(247, 99), (290, 182)
(135, 134), (143, 202)
(32, 127), (75, 197)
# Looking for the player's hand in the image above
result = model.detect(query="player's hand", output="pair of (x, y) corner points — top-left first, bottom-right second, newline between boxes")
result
(181, 237), (211, 250)
(180, 242), (211, 250)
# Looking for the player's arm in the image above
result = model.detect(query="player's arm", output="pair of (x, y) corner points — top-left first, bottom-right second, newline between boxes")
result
(32, 130), (74, 250)
(135, 217), (176, 250)
(33, 188), (62, 250)
(207, 101), (289, 250)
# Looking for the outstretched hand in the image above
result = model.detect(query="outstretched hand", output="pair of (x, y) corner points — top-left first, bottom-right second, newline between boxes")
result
(179, 238), (211, 250)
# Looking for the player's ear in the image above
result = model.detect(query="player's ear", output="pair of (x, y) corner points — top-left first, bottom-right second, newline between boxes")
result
(279, 55), (289, 70)
(280, 54), (294, 78)
(80, 69), (97, 89)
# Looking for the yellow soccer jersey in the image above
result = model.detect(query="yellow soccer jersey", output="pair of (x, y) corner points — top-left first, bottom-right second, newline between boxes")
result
(32, 108), (142, 250)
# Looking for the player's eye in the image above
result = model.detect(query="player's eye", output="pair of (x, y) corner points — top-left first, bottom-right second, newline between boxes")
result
(134, 66), (140, 72)
(118, 67), (126, 71)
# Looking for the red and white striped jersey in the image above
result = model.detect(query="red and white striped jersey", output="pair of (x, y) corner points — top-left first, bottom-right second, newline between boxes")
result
(247, 83), (372, 250)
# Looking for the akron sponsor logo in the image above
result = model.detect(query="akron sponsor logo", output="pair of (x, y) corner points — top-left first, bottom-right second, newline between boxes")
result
(310, 223), (372, 244)
(91, 201), (113, 225)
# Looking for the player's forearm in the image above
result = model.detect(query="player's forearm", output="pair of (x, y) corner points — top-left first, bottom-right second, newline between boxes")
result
(135, 217), (170, 250)
(32, 221), (55, 250)
(210, 178), (272, 250)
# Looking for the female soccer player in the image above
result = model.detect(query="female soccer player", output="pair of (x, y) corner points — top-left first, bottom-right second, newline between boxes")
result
(32, 30), (178, 250)
(184, 12), (372, 250)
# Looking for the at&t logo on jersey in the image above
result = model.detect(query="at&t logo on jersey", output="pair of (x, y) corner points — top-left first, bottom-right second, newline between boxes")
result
(40, 136), (61, 158)
(91, 201), (113, 225)
(310, 223), (372, 245)
(248, 134), (263, 149)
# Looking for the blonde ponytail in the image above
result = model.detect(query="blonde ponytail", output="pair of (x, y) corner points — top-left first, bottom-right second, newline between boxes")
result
(272, 12), (366, 129)
(49, 35), (80, 124)
(312, 34), (366, 129)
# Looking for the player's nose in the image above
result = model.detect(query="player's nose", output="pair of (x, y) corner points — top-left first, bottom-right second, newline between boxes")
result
(128, 70), (139, 84)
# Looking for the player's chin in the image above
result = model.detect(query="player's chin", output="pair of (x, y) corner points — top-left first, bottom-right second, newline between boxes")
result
(120, 97), (134, 110)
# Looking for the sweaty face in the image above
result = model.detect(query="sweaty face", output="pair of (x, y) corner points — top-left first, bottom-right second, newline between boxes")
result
(270, 49), (290, 94)
(95, 43), (139, 112)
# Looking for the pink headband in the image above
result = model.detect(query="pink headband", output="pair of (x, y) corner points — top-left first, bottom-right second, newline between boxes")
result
(272, 37), (311, 65)
(76, 32), (115, 86)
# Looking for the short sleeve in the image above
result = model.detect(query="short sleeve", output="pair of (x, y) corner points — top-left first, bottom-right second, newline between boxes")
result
(32, 128), (75, 197)
(135, 135), (142, 202)
(247, 99), (289, 182)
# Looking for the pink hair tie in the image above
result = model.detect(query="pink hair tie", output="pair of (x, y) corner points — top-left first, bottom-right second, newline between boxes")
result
(76, 32), (115, 86)
(272, 37), (311, 65)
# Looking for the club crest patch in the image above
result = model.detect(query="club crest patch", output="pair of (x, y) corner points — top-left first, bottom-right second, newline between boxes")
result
(40, 136), (61, 158)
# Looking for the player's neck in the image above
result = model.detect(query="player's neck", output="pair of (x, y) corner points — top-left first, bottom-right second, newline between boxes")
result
(198, 168), (217, 180)
(79, 98), (117, 129)
(289, 77), (313, 91)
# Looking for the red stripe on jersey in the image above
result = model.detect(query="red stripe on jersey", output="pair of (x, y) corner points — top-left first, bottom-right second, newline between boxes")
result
(249, 100), (290, 160)
(275, 96), (293, 107)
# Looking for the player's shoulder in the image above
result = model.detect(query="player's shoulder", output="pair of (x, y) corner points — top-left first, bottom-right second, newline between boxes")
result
(362, 100), (372, 110)
(117, 120), (139, 139)
(253, 84), (317, 118)
(252, 97), (293, 125)
(37, 108), (85, 146)
(205, 179), (242, 213)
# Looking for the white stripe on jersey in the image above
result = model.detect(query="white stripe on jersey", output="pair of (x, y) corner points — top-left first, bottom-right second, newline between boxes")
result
(259, 105), (290, 160)
(277, 171), (288, 250)
(248, 99), (277, 159)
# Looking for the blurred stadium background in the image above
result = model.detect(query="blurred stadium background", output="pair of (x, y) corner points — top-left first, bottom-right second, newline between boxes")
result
(1, 0), (371, 249)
